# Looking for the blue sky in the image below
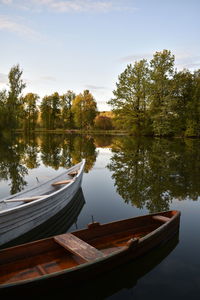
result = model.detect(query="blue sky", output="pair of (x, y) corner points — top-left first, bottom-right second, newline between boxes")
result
(0, 0), (200, 111)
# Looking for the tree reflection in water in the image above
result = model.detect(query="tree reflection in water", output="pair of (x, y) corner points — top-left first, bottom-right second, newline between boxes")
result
(0, 133), (97, 195)
(1, 133), (200, 207)
(0, 134), (28, 194)
(108, 137), (200, 212)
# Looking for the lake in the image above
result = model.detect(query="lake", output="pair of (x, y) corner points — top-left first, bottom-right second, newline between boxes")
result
(0, 133), (200, 299)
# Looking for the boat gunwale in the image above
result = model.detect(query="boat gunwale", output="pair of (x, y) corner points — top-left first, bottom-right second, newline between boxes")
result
(0, 159), (85, 215)
(138, 210), (180, 243)
(71, 210), (180, 237)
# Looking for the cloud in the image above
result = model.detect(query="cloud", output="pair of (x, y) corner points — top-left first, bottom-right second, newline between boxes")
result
(85, 84), (108, 91)
(44, 0), (113, 13)
(0, 15), (41, 39)
(175, 52), (200, 70)
(119, 53), (152, 63)
(40, 76), (57, 81)
(0, 0), (135, 13)
(0, 73), (8, 84)
(119, 51), (200, 70)
(1, 0), (12, 4)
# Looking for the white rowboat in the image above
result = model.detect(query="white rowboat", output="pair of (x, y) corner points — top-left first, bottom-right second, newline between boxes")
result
(0, 159), (85, 246)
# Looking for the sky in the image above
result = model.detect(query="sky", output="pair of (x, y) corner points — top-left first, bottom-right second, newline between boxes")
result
(0, 0), (200, 111)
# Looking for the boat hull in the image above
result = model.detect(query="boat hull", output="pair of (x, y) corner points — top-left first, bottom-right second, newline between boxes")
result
(0, 187), (85, 249)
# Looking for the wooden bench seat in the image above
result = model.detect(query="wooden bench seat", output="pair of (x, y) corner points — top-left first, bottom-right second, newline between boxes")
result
(51, 179), (73, 186)
(68, 170), (78, 176)
(54, 233), (104, 262)
(4, 196), (47, 203)
(152, 215), (170, 223)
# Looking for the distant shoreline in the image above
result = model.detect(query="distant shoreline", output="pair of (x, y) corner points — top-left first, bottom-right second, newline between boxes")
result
(13, 129), (200, 138)
(14, 129), (129, 136)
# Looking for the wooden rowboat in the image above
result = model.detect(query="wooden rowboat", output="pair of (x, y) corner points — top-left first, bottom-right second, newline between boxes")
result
(0, 210), (180, 293)
(0, 159), (85, 246)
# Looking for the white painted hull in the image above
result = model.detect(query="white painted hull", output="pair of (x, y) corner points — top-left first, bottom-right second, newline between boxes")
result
(0, 160), (85, 246)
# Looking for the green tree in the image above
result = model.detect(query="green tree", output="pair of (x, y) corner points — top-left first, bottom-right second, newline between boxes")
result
(185, 69), (200, 137)
(108, 59), (150, 135)
(172, 69), (194, 136)
(72, 90), (97, 129)
(22, 93), (39, 131)
(40, 92), (60, 130)
(60, 90), (75, 129)
(0, 90), (7, 133)
(6, 64), (26, 129)
(51, 92), (60, 130)
(149, 50), (175, 136)
(40, 95), (52, 129)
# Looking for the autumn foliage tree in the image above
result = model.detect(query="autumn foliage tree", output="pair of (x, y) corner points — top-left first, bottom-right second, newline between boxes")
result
(94, 115), (113, 130)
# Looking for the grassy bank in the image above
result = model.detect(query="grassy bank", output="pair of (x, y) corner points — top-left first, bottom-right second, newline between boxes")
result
(14, 129), (129, 135)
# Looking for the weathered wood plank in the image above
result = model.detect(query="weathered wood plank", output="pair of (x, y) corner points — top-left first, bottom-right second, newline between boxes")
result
(54, 233), (104, 261)
(4, 196), (47, 203)
(68, 170), (78, 176)
(36, 265), (46, 275)
(152, 215), (170, 223)
(51, 179), (73, 186)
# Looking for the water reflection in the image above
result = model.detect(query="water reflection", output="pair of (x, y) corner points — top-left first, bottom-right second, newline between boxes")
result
(0, 134), (97, 194)
(108, 137), (200, 212)
(1, 134), (200, 211)
(72, 233), (179, 300)
(0, 135), (28, 194)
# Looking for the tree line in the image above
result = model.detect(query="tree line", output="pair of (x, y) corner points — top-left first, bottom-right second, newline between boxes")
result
(108, 49), (200, 137)
(0, 65), (113, 133)
(1, 49), (200, 136)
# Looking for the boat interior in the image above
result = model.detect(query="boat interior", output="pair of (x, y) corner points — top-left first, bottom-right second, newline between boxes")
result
(0, 166), (80, 211)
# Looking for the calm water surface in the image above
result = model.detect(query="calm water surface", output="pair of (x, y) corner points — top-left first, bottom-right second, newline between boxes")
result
(0, 134), (200, 299)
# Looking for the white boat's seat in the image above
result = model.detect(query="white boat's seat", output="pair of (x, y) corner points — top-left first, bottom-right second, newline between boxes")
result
(51, 179), (74, 186)
(152, 215), (170, 222)
(4, 196), (47, 203)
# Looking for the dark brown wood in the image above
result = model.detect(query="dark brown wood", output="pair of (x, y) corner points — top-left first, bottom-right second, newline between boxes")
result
(54, 233), (105, 261)
(36, 265), (46, 275)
